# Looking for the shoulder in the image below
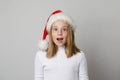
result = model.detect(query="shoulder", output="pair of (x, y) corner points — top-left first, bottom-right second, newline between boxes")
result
(76, 51), (86, 57)
(73, 51), (86, 60)
(35, 50), (46, 59)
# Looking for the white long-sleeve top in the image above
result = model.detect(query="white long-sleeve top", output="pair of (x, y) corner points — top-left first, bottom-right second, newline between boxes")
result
(34, 46), (89, 80)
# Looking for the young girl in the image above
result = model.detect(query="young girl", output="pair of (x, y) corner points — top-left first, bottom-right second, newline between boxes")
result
(34, 10), (89, 80)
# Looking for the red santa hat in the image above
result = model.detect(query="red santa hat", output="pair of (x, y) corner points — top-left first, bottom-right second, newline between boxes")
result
(38, 10), (76, 51)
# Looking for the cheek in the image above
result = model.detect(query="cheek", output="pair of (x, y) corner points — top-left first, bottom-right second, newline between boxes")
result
(52, 32), (57, 39)
(64, 32), (68, 39)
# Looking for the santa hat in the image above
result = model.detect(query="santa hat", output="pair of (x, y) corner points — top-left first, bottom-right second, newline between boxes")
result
(38, 10), (76, 51)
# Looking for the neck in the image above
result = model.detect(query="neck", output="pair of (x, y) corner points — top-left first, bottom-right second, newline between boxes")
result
(58, 45), (65, 50)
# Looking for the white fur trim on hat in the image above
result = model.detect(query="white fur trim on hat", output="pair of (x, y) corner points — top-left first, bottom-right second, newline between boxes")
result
(47, 13), (76, 32)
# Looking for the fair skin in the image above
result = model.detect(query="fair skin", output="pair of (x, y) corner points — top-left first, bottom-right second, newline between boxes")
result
(51, 20), (69, 46)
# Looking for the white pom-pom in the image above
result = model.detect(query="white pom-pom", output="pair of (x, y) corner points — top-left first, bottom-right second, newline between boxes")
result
(38, 39), (48, 51)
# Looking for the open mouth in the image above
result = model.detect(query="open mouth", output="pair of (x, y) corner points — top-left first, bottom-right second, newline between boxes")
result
(57, 38), (63, 41)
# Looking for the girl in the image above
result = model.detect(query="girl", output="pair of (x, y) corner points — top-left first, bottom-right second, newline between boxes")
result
(34, 10), (89, 80)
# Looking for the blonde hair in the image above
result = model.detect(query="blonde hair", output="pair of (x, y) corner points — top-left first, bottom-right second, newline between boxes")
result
(46, 22), (80, 58)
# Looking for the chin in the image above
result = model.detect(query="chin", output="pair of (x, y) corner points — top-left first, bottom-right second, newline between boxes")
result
(56, 43), (65, 46)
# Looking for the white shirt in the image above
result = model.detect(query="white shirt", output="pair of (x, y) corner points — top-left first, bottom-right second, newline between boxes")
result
(34, 46), (89, 80)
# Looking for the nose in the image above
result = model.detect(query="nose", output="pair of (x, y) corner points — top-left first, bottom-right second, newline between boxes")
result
(58, 29), (62, 35)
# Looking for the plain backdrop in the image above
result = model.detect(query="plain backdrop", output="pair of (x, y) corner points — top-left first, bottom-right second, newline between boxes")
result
(0, 0), (120, 80)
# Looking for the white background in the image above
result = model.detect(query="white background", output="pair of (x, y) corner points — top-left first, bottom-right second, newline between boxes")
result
(0, 0), (120, 80)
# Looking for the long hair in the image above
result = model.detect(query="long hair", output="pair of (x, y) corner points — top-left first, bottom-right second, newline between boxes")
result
(46, 23), (80, 58)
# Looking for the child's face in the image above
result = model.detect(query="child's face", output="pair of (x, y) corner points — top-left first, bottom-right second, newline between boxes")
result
(51, 20), (68, 47)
